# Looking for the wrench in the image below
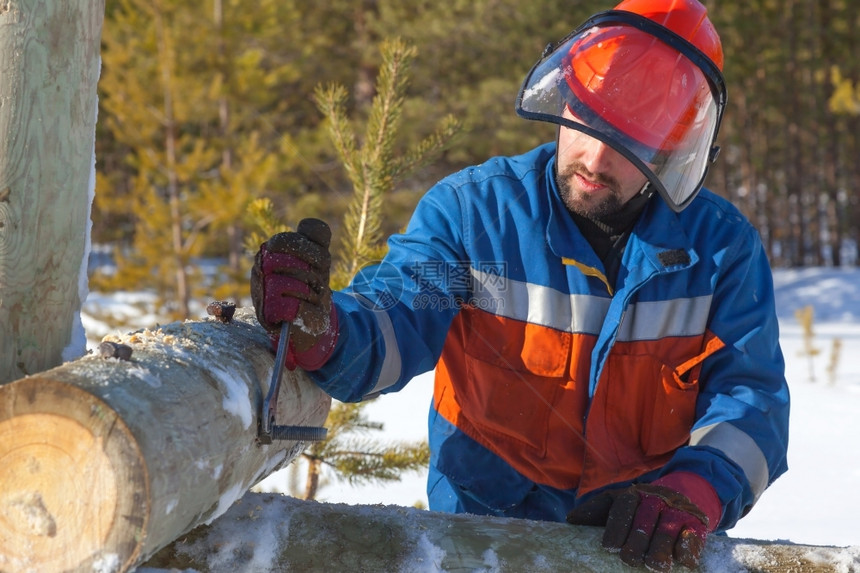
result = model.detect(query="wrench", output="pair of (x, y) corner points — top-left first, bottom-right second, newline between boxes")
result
(258, 321), (328, 445)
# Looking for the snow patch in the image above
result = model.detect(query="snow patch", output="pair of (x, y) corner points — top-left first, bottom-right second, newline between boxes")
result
(203, 516), (281, 572)
(530, 554), (553, 571)
(206, 482), (246, 526)
(91, 553), (120, 573)
(62, 312), (88, 363)
(209, 363), (253, 429)
(258, 446), (295, 480)
(477, 548), (502, 573)
(126, 364), (162, 388)
(399, 533), (446, 573)
(172, 495), (292, 572)
(7, 492), (56, 537)
(61, 88), (99, 365)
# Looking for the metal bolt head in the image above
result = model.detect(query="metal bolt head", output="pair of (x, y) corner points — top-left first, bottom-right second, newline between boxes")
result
(98, 341), (133, 361)
(207, 300), (237, 323)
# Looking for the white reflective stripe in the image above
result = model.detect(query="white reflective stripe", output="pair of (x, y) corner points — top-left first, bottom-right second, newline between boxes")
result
(566, 293), (612, 334)
(471, 268), (610, 334)
(471, 268), (712, 341)
(690, 422), (770, 502)
(617, 295), (713, 342)
(351, 294), (402, 398)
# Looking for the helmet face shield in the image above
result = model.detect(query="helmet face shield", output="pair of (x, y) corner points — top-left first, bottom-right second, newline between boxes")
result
(516, 11), (726, 211)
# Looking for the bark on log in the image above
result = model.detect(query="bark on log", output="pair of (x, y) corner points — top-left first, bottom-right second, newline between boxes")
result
(0, 0), (104, 383)
(143, 492), (860, 573)
(0, 308), (331, 573)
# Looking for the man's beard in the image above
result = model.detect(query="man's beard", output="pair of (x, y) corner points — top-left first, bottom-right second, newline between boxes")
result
(556, 160), (625, 220)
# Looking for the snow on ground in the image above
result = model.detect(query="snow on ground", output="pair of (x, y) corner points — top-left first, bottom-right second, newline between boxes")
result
(84, 267), (860, 549)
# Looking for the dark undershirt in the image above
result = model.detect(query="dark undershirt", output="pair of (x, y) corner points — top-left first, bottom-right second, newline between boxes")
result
(569, 189), (653, 288)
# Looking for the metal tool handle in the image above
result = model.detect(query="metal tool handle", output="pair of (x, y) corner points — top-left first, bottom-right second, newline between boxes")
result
(270, 425), (328, 441)
(258, 321), (328, 445)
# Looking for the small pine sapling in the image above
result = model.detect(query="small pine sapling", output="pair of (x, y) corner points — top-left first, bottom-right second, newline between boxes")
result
(249, 38), (460, 502)
(313, 37), (461, 287)
(298, 401), (430, 502)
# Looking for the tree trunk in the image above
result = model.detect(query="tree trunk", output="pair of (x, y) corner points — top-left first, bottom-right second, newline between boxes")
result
(0, 0), (104, 383)
(0, 308), (331, 573)
(153, 6), (191, 319)
(303, 455), (322, 500)
(143, 492), (860, 573)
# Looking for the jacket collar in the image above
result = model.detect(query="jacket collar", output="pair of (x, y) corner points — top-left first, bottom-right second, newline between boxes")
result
(628, 195), (700, 274)
(543, 151), (699, 282)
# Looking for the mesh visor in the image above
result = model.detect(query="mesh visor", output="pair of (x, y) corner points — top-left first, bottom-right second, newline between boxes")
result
(516, 11), (725, 211)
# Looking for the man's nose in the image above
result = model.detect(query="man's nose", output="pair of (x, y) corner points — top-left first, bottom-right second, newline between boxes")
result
(580, 137), (617, 173)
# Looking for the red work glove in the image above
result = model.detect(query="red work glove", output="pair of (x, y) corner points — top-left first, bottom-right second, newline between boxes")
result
(566, 472), (722, 571)
(250, 218), (338, 371)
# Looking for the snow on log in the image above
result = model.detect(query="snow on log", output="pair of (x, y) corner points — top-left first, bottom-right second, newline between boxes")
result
(0, 308), (331, 573)
(141, 492), (860, 573)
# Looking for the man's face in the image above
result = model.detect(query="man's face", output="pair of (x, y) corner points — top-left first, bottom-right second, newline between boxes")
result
(555, 121), (649, 219)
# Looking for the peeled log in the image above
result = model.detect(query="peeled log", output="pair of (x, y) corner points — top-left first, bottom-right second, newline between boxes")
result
(143, 492), (860, 572)
(0, 308), (331, 573)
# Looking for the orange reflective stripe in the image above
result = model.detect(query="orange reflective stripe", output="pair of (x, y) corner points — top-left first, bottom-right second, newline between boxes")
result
(677, 329), (725, 374)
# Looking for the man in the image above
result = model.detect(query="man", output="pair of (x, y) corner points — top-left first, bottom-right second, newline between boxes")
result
(251, 0), (790, 570)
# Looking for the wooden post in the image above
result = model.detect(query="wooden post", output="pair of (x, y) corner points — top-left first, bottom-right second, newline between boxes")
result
(144, 492), (860, 573)
(0, 309), (331, 572)
(0, 0), (104, 383)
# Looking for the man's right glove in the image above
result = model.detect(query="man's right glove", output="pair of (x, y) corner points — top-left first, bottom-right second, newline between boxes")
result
(250, 218), (338, 371)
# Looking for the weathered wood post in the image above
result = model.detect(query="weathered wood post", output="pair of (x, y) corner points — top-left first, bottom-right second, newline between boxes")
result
(0, 309), (331, 572)
(0, 0), (105, 383)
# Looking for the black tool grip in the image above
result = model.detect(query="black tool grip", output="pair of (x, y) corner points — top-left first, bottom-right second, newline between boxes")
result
(270, 425), (328, 442)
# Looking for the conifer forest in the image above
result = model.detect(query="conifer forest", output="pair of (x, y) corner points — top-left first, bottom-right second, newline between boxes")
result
(94, 0), (860, 319)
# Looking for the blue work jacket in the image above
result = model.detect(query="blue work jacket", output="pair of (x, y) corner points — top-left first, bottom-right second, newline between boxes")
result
(310, 143), (789, 530)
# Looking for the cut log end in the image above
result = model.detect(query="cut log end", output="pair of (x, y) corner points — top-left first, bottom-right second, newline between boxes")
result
(0, 309), (331, 572)
(0, 378), (147, 572)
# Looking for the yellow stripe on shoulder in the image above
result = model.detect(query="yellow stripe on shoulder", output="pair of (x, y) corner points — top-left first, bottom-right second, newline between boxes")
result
(561, 257), (613, 296)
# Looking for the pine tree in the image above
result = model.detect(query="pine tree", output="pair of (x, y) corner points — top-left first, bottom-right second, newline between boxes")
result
(247, 38), (459, 500)
(313, 38), (461, 286)
(299, 401), (430, 502)
(95, 0), (335, 316)
(96, 0), (222, 317)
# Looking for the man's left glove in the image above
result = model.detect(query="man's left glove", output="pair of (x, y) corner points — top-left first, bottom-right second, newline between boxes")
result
(566, 472), (722, 572)
(250, 218), (338, 371)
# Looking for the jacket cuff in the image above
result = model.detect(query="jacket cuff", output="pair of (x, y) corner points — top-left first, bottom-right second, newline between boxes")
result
(654, 471), (723, 531)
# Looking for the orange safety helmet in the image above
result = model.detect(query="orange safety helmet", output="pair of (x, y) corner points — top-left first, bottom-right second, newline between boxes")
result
(516, 0), (726, 212)
(613, 0), (723, 69)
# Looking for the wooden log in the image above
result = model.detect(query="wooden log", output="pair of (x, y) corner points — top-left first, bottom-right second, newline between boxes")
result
(143, 492), (860, 573)
(0, 0), (105, 383)
(0, 308), (331, 573)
